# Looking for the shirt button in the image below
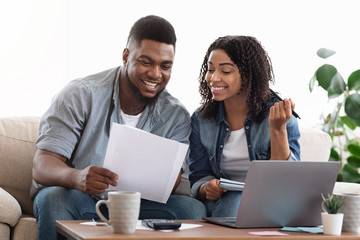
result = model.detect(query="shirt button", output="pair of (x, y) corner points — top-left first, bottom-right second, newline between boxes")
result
(220, 145), (223, 148)
(226, 128), (230, 131)
(248, 145), (251, 148)
(246, 126), (249, 130)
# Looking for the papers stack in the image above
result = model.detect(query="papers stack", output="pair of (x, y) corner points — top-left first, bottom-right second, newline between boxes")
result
(219, 178), (245, 191)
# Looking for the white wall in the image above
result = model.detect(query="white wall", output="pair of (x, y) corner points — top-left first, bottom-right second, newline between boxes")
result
(1, 0), (359, 128)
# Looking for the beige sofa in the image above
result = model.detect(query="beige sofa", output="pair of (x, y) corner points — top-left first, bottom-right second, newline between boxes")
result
(0, 117), (39, 240)
(0, 116), (357, 240)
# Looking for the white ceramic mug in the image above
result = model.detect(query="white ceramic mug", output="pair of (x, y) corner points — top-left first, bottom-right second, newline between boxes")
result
(95, 191), (141, 234)
(336, 193), (360, 232)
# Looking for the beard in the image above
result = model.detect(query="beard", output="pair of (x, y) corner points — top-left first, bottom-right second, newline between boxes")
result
(124, 69), (163, 105)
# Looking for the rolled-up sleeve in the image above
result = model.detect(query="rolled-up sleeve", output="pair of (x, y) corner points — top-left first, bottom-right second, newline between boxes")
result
(36, 80), (90, 159)
(286, 116), (301, 161)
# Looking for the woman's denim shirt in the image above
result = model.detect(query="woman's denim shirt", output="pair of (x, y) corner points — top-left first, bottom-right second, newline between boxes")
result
(188, 100), (301, 199)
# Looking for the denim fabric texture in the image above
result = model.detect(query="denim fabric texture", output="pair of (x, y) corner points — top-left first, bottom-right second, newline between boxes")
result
(188, 100), (300, 199)
(204, 191), (243, 217)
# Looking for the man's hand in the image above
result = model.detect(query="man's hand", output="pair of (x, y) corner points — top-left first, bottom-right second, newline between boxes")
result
(32, 149), (118, 195)
(74, 166), (119, 194)
(199, 179), (226, 201)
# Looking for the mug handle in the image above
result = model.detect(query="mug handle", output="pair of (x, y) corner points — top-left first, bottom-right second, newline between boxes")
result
(95, 200), (111, 225)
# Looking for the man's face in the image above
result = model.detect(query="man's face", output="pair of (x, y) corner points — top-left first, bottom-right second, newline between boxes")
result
(123, 39), (175, 100)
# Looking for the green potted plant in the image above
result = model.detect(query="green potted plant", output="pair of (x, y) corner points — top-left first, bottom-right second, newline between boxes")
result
(321, 193), (344, 235)
(309, 48), (360, 182)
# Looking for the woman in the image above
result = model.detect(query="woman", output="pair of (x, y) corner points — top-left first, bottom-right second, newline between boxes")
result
(188, 36), (300, 217)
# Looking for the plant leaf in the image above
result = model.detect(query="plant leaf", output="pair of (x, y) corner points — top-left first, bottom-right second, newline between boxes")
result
(347, 156), (360, 168)
(347, 144), (360, 157)
(337, 172), (343, 182)
(321, 193), (344, 214)
(309, 75), (316, 92)
(315, 64), (337, 91)
(328, 72), (346, 98)
(316, 48), (336, 59)
(329, 147), (340, 161)
(345, 93), (360, 121)
(348, 69), (360, 91)
(349, 116), (360, 127)
(335, 117), (344, 128)
(342, 164), (360, 183)
(340, 116), (357, 130)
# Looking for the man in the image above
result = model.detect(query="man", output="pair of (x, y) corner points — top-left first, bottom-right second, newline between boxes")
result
(31, 15), (206, 240)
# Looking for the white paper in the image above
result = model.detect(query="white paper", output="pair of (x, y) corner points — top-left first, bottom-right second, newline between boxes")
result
(102, 123), (188, 203)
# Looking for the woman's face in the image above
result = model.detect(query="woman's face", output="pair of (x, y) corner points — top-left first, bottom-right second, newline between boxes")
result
(205, 49), (243, 102)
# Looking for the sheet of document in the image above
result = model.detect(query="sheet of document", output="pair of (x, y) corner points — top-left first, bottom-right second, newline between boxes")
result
(103, 123), (188, 203)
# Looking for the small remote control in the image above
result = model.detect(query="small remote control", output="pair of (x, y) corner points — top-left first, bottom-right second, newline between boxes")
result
(141, 219), (181, 230)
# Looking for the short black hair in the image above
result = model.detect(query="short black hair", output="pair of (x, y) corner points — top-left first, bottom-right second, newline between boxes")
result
(127, 15), (176, 48)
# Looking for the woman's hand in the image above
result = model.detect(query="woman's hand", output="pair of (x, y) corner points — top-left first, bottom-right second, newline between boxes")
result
(269, 98), (295, 131)
(199, 179), (227, 201)
(268, 98), (295, 160)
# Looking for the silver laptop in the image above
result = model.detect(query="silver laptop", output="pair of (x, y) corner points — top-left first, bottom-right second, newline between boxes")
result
(203, 161), (340, 228)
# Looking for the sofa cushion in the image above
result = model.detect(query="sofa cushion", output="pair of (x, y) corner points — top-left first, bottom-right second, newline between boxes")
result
(12, 217), (37, 240)
(0, 117), (40, 216)
(0, 222), (10, 240)
(0, 187), (22, 227)
(298, 127), (332, 161)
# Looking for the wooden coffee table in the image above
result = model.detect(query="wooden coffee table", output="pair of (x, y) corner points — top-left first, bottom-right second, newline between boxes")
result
(56, 220), (360, 240)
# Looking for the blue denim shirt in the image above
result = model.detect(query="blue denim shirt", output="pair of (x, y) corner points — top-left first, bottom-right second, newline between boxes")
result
(188, 100), (300, 198)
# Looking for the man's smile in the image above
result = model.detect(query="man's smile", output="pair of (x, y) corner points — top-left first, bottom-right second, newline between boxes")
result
(143, 80), (159, 89)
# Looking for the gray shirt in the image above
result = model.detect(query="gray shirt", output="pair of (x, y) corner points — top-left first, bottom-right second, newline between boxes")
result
(31, 66), (190, 199)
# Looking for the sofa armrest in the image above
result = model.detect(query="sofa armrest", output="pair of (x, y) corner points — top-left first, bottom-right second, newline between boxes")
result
(0, 187), (22, 227)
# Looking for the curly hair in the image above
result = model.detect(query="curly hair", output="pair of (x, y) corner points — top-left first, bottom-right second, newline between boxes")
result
(127, 15), (176, 48)
(198, 35), (274, 123)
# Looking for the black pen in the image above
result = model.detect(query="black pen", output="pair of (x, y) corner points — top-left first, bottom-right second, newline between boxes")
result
(270, 89), (301, 119)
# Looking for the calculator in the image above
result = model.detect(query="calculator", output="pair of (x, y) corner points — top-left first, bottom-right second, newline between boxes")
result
(141, 219), (182, 230)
